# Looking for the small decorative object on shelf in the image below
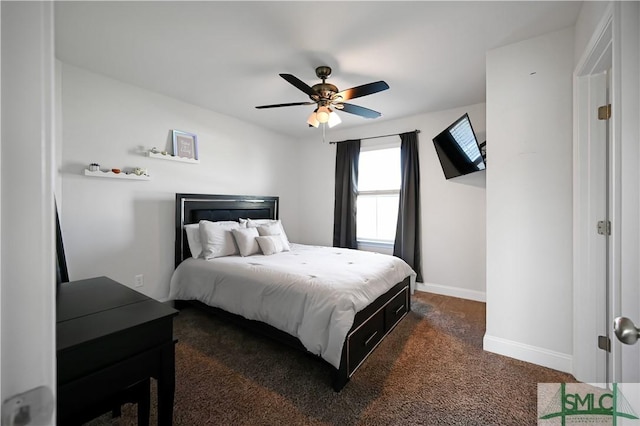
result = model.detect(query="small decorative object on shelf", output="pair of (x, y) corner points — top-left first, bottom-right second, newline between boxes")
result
(84, 169), (150, 181)
(150, 147), (159, 154)
(147, 150), (199, 164)
(111, 168), (121, 174)
(89, 163), (100, 172)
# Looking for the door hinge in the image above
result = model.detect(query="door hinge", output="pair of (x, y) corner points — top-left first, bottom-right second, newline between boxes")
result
(598, 104), (611, 120)
(598, 335), (611, 352)
(597, 220), (611, 236)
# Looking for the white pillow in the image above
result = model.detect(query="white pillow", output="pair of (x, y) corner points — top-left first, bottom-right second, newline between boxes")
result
(256, 235), (287, 256)
(256, 223), (291, 251)
(184, 223), (203, 258)
(199, 220), (241, 259)
(214, 220), (244, 227)
(231, 227), (261, 257)
(240, 218), (274, 229)
(243, 218), (273, 226)
(248, 219), (290, 246)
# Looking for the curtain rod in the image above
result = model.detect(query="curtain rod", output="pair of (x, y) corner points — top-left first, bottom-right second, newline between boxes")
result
(329, 129), (421, 145)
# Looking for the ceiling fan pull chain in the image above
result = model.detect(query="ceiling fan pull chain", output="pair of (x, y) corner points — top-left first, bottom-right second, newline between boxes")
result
(322, 123), (326, 143)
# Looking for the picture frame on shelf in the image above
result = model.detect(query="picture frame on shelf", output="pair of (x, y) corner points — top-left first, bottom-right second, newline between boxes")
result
(172, 130), (198, 160)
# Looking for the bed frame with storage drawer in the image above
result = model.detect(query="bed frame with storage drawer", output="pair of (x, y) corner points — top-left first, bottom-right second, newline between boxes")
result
(173, 193), (411, 391)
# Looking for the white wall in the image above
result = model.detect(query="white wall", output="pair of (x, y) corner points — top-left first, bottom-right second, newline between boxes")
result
(485, 27), (574, 373)
(59, 63), (300, 301)
(297, 103), (487, 302)
(1, 1), (56, 421)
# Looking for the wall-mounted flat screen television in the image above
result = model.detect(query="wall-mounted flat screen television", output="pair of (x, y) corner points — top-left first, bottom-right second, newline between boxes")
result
(432, 113), (486, 179)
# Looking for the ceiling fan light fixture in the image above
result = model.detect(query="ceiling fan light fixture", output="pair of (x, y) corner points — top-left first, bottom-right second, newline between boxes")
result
(316, 106), (331, 123)
(307, 110), (320, 128)
(327, 110), (341, 128)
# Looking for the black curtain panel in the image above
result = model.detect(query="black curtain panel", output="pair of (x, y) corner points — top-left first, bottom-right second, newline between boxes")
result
(394, 131), (423, 282)
(333, 139), (361, 248)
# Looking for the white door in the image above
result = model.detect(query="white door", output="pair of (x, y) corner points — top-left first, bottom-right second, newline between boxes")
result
(611, 0), (640, 385)
(575, 5), (639, 423)
(572, 12), (612, 385)
(573, 0), (640, 390)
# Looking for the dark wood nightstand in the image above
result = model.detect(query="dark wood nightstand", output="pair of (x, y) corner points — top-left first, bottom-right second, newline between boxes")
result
(57, 276), (178, 425)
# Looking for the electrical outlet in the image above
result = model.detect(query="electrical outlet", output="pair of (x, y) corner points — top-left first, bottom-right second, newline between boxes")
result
(134, 274), (144, 288)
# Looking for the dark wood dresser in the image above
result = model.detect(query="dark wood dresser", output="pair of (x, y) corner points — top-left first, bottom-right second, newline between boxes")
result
(57, 276), (178, 425)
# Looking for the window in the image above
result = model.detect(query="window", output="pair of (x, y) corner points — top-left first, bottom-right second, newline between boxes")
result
(357, 146), (401, 244)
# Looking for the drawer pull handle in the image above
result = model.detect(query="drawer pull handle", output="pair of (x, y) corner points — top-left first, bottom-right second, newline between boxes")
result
(364, 331), (378, 347)
(394, 305), (405, 315)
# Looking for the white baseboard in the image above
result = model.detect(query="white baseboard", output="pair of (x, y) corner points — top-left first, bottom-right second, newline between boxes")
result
(483, 334), (573, 374)
(416, 282), (486, 302)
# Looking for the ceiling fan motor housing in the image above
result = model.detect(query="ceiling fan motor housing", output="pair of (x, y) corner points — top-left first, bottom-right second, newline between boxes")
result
(311, 67), (337, 101)
(311, 83), (338, 102)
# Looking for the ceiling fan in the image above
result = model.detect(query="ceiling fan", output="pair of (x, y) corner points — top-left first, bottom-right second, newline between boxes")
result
(255, 66), (389, 128)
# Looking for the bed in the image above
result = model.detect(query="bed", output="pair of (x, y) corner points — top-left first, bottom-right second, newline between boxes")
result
(169, 193), (416, 391)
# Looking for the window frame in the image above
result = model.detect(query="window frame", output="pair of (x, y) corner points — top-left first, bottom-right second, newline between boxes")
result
(356, 139), (401, 247)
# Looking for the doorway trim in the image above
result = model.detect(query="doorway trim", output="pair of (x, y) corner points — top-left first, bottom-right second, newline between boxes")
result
(572, 3), (614, 383)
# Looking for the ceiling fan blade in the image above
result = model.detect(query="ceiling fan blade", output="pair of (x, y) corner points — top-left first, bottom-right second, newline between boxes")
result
(255, 101), (315, 109)
(339, 103), (382, 119)
(280, 73), (315, 96)
(336, 81), (389, 101)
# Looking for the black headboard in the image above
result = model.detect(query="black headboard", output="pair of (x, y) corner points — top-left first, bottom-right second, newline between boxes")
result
(175, 193), (279, 267)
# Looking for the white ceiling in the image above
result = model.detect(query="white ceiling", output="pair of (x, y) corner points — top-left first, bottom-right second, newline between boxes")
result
(54, 1), (583, 139)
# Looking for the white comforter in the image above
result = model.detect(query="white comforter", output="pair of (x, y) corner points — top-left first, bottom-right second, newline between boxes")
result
(169, 243), (416, 368)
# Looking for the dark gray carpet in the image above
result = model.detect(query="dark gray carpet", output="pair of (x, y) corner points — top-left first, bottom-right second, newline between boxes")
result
(87, 291), (574, 425)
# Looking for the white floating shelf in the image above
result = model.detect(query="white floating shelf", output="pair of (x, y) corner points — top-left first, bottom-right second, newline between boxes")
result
(84, 169), (150, 181)
(148, 151), (199, 164)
